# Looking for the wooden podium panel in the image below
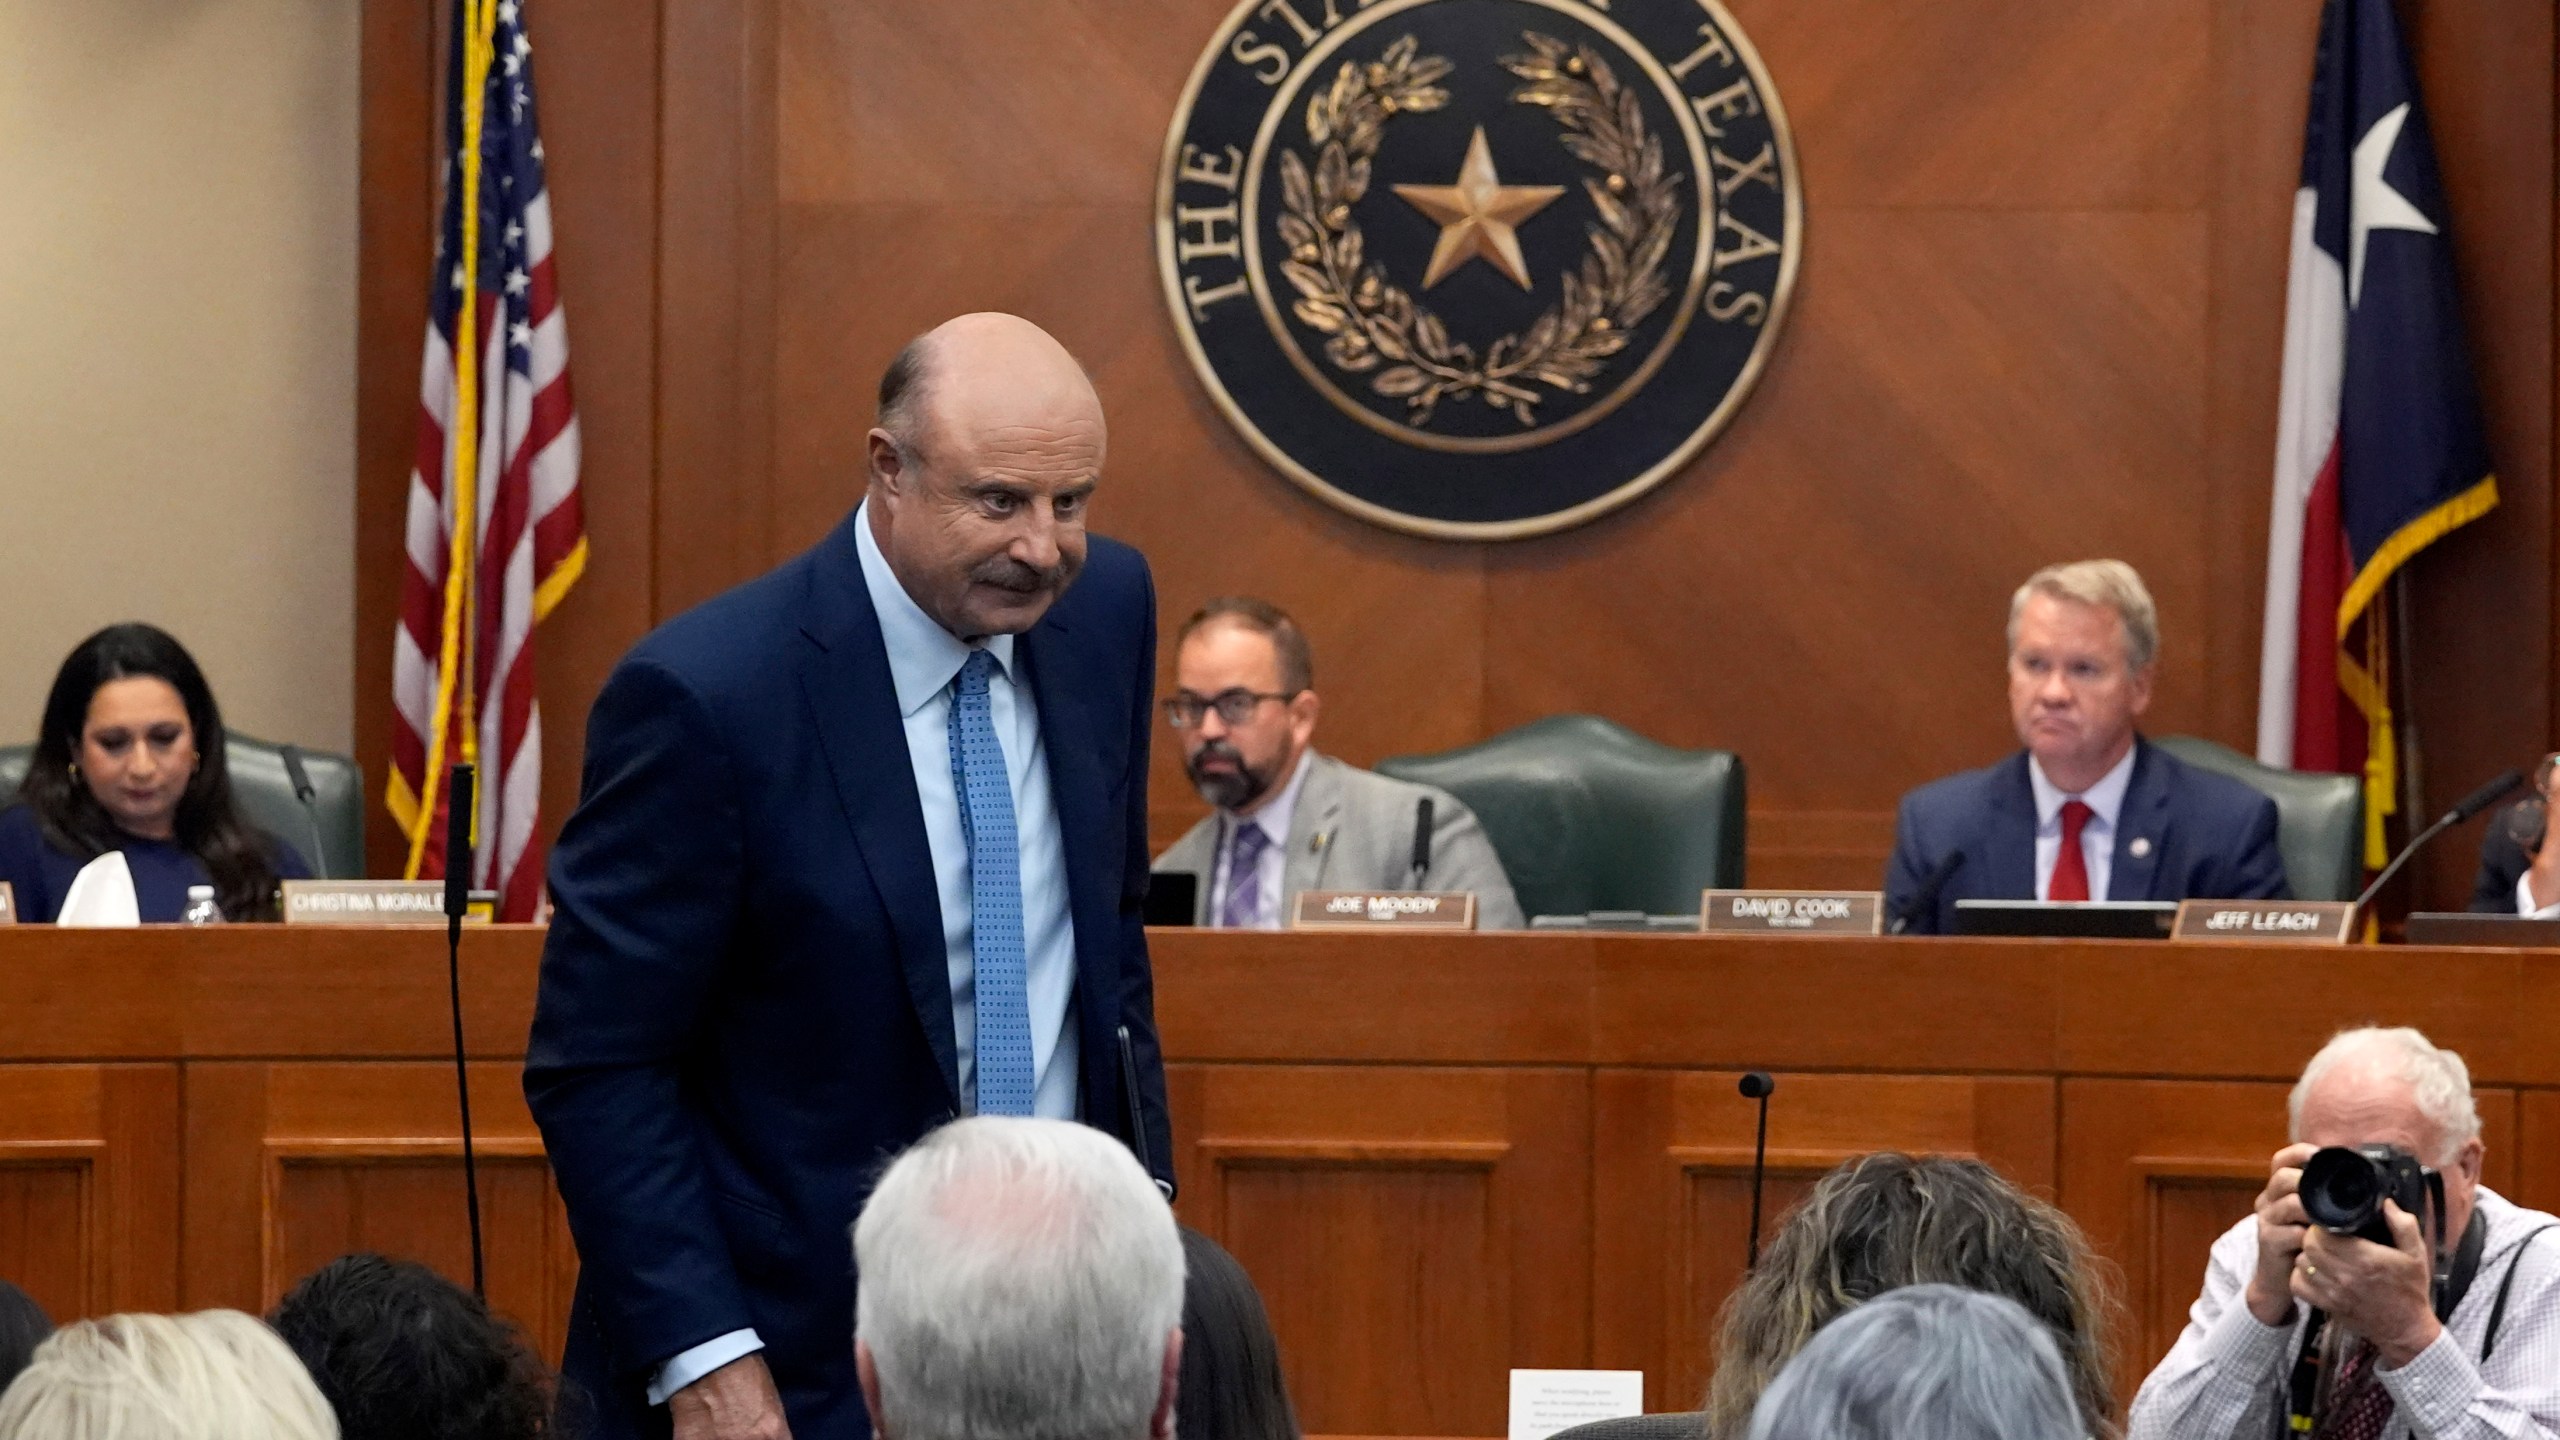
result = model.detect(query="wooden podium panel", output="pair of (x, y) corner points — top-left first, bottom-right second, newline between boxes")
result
(3, 926), (2560, 1426)
(2057, 1078), (2520, 1404)
(1168, 1065), (1590, 1438)
(0, 1065), (178, 1323)
(182, 1060), (575, 1357)
(1592, 1070), (2056, 1412)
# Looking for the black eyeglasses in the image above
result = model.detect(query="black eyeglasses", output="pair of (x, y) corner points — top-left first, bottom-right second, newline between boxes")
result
(1162, 689), (1300, 728)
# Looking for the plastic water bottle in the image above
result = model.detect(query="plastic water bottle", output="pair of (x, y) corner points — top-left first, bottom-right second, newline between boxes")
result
(180, 885), (223, 926)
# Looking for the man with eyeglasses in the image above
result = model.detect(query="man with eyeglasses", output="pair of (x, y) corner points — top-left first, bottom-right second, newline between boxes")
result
(1154, 597), (1523, 930)
(1884, 559), (2287, 934)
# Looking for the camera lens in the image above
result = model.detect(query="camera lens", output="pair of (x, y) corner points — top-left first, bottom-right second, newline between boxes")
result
(2300, 1147), (2382, 1232)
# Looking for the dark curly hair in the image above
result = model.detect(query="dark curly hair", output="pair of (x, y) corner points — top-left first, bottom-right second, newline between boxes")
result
(270, 1253), (558, 1440)
(14, 623), (283, 919)
(1702, 1153), (2122, 1440)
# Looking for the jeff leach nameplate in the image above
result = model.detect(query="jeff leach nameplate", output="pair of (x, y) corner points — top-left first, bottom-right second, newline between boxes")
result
(1158, 0), (1801, 539)
(1700, 890), (1883, 936)
(1291, 890), (1480, 930)
(2171, 899), (2356, 946)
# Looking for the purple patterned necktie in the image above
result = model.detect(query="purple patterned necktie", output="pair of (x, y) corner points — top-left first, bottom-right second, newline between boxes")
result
(1223, 823), (1270, 928)
(2312, 1339), (2394, 1440)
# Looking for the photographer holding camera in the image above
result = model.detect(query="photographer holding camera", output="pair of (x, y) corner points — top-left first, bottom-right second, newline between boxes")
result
(2130, 1027), (2560, 1440)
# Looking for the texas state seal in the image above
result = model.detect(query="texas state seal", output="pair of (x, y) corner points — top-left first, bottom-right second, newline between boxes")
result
(1157, 0), (1801, 539)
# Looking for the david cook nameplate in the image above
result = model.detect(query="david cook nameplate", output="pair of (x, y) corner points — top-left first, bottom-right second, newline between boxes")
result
(2171, 899), (2356, 945)
(1158, 0), (1802, 539)
(282, 880), (492, 926)
(1700, 890), (1882, 936)
(1291, 890), (1479, 929)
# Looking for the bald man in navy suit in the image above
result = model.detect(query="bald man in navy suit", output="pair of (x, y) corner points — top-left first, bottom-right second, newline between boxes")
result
(526, 314), (1174, 1440)
(1887, 561), (2287, 935)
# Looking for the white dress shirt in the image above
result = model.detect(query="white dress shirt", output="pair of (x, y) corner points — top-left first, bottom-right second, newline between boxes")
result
(2129, 1187), (2560, 1440)
(2516, 874), (2560, 919)
(2029, 746), (2137, 901)
(651, 500), (1081, 1404)
(1205, 749), (1314, 929)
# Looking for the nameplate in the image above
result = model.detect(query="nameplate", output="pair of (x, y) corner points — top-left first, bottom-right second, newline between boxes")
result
(2171, 899), (2355, 945)
(0, 881), (14, 925)
(282, 880), (494, 926)
(1700, 889), (1883, 936)
(1289, 890), (1477, 931)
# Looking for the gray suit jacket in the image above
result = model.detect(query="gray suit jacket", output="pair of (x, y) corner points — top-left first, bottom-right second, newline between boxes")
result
(1155, 752), (1525, 930)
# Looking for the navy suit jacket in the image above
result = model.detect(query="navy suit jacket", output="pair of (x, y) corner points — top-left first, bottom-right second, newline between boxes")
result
(2470, 800), (2535, 912)
(523, 512), (1174, 1439)
(1884, 739), (2289, 935)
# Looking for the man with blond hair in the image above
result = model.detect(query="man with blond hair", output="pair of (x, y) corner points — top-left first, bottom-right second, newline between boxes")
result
(2132, 1027), (2560, 1439)
(1884, 559), (2287, 933)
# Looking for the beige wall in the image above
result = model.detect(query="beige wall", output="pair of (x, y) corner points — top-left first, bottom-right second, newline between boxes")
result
(0, 0), (357, 753)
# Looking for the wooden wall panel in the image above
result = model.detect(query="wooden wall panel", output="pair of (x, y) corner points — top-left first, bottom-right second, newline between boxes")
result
(2059, 1078), (2520, 1407)
(0, 1066), (178, 1323)
(1592, 1070), (2057, 1412)
(1168, 1065), (1590, 1437)
(354, 0), (2559, 908)
(182, 1061), (574, 1359)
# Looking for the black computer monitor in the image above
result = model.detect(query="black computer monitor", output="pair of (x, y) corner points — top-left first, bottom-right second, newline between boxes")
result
(1143, 871), (1199, 927)
(1952, 900), (2177, 939)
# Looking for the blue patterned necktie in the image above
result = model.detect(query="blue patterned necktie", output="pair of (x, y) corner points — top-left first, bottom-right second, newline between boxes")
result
(949, 650), (1033, 1115)
(1224, 822), (1270, 928)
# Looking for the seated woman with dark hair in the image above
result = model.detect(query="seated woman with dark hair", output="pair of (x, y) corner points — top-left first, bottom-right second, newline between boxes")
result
(0, 623), (308, 922)
(1704, 1153), (2122, 1440)
(1177, 1227), (1302, 1440)
(270, 1252), (564, 1440)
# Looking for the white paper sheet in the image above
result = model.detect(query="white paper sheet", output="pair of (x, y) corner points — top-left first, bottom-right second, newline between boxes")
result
(1508, 1369), (1646, 1440)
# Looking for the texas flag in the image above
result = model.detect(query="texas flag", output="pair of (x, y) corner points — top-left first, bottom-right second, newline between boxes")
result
(2255, 0), (2495, 866)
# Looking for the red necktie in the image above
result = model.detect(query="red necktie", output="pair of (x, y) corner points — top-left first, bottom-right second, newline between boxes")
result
(2050, 799), (2094, 902)
(2312, 1340), (2395, 1440)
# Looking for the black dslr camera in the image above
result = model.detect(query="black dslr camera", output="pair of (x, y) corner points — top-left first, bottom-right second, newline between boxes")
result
(2300, 1143), (2433, 1245)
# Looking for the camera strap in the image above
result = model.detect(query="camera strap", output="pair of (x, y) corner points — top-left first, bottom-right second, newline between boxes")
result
(2484, 1224), (2558, 1362)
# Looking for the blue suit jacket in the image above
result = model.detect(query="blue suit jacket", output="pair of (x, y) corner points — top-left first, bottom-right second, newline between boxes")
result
(1884, 739), (2289, 935)
(523, 513), (1174, 1439)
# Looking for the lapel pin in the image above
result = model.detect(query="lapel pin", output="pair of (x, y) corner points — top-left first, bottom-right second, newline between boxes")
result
(2130, 837), (2153, 859)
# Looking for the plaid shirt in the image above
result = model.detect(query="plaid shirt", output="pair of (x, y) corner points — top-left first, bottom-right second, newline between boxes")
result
(2130, 1188), (2560, 1440)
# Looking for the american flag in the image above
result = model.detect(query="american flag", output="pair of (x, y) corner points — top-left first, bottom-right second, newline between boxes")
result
(389, 0), (585, 920)
(2255, 0), (2493, 866)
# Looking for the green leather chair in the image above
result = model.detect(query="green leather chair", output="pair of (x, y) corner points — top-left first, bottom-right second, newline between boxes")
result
(1377, 714), (1745, 920)
(2150, 734), (2361, 902)
(0, 734), (366, 879)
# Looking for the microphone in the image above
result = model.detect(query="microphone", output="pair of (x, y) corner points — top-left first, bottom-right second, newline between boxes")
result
(1889, 852), (1966, 935)
(442, 764), (487, 1298)
(277, 744), (330, 878)
(2354, 769), (2525, 912)
(1409, 796), (1434, 886)
(1739, 1071), (1775, 1271)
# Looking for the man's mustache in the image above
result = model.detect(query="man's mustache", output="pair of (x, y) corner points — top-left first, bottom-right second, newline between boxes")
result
(971, 554), (1075, 594)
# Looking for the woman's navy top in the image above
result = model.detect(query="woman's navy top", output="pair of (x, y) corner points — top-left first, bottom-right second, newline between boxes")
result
(0, 804), (311, 923)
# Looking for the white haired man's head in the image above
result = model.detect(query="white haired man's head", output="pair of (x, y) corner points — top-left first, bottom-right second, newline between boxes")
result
(854, 1118), (1184, 1440)
(2288, 1026), (2488, 1247)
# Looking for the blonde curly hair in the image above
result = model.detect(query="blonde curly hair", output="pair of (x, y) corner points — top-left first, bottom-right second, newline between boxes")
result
(1702, 1153), (2120, 1440)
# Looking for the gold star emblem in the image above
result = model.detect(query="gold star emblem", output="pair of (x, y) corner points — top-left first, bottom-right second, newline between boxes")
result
(1391, 127), (1565, 290)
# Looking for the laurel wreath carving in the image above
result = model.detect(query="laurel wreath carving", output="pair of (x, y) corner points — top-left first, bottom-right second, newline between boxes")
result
(1276, 32), (1683, 428)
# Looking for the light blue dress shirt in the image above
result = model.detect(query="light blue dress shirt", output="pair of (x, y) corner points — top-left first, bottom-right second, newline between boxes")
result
(649, 498), (1081, 1405)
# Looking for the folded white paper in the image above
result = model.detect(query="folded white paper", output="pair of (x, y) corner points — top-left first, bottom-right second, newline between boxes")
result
(55, 851), (140, 927)
(1508, 1369), (1645, 1440)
